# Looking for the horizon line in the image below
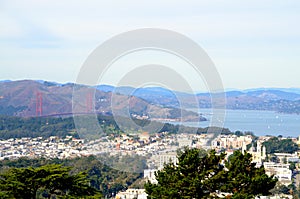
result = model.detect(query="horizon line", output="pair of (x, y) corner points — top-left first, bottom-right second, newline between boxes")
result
(1, 78), (300, 93)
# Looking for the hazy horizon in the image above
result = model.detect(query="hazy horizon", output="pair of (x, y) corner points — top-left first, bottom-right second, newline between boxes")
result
(1, 0), (299, 90)
(1, 78), (300, 94)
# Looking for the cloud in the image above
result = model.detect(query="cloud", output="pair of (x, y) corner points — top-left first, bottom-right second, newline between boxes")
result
(0, 0), (299, 89)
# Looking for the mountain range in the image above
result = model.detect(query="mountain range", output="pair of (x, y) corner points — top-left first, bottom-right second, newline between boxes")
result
(0, 80), (203, 122)
(0, 80), (300, 119)
(95, 84), (300, 114)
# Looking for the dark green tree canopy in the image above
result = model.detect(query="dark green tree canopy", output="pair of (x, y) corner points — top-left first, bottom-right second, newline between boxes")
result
(224, 151), (277, 198)
(0, 155), (146, 198)
(263, 137), (298, 154)
(0, 164), (100, 199)
(145, 148), (277, 199)
(145, 148), (225, 199)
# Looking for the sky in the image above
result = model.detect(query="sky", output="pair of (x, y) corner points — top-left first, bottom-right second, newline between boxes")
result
(0, 0), (299, 91)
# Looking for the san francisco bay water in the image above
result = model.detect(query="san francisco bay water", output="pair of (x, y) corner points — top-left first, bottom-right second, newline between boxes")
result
(180, 109), (300, 137)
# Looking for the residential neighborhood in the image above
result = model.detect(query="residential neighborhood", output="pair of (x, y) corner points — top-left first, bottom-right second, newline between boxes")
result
(1, 131), (300, 198)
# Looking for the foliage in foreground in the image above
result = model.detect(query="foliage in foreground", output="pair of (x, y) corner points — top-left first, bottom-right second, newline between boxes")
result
(0, 155), (146, 198)
(0, 164), (100, 199)
(145, 148), (277, 199)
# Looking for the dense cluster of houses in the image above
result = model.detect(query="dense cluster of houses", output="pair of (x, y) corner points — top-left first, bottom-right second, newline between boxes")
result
(1, 132), (300, 198)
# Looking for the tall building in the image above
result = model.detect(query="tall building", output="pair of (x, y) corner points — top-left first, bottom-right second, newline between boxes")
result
(242, 140), (266, 165)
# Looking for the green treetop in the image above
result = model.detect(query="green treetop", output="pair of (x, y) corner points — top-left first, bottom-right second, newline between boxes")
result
(145, 148), (277, 199)
(0, 164), (100, 199)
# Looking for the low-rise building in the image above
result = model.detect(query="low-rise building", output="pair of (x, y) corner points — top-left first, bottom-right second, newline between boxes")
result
(144, 169), (157, 184)
(211, 135), (253, 150)
(264, 162), (292, 185)
(115, 189), (147, 199)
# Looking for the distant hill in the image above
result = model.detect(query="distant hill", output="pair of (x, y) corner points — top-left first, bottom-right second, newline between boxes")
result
(95, 85), (300, 114)
(0, 80), (204, 122)
(0, 80), (11, 83)
(200, 89), (300, 113)
(244, 87), (300, 95)
(1, 80), (300, 117)
(245, 90), (300, 101)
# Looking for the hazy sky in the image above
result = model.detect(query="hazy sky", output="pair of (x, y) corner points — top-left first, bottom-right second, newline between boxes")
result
(1, 0), (299, 90)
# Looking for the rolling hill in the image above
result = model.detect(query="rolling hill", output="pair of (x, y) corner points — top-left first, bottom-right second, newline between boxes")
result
(0, 80), (205, 122)
(1, 80), (300, 120)
(95, 85), (300, 114)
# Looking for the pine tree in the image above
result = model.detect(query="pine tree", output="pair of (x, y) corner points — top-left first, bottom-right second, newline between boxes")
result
(224, 151), (277, 198)
(0, 164), (100, 199)
(145, 148), (226, 198)
(145, 148), (277, 199)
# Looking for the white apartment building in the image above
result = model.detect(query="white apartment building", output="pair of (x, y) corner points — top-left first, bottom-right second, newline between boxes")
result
(274, 152), (299, 163)
(144, 169), (158, 184)
(156, 152), (177, 169)
(115, 189), (147, 199)
(211, 135), (253, 149)
(264, 162), (292, 185)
